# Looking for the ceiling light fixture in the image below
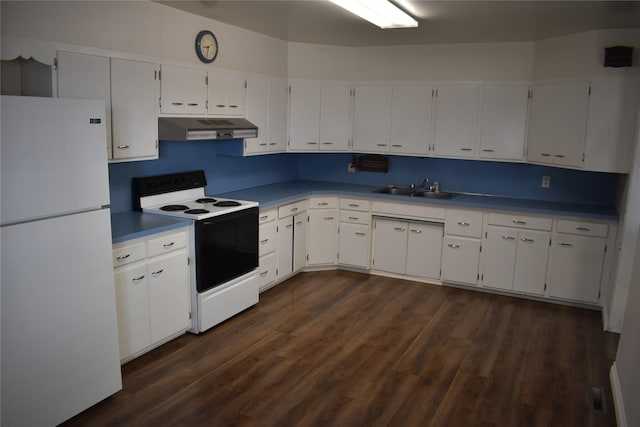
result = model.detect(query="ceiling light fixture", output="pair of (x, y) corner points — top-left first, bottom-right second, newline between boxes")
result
(329, 0), (418, 29)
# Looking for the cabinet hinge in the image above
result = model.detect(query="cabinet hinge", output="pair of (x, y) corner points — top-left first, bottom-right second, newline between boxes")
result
(544, 283), (547, 291)
(244, 80), (247, 89)
(158, 70), (161, 80)
(582, 152), (585, 162)
(156, 140), (158, 149)
(477, 273), (480, 281)
(53, 57), (58, 70)
(549, 239), (552, 247)
(187, 257), (191, 265)
(479, 244), (482, 252)
(431, 88), (435, 97)
(604, 244), (607, 253)
(276, 268), (279, 276)
(598, 290), (601, 299)
(189, 312), (192, 320)
(528, 89), (533, 99)
(159, 97), (162, 108)
(206, 100), (209, 110)
(306, 254), (309, 261)
(205, 75), (208, 85)
(481, 274), (484, 282)
(154, 69), (157, 80)
(485, 231), (487, 238)
(288, 86), (292, 95)
(588, 86), (592, 96)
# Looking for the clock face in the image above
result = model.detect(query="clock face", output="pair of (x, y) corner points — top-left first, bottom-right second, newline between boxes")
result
(196, 30), (218, 63)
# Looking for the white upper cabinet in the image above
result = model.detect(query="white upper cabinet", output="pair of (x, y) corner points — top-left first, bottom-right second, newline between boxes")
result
(268, 77), (288, 152)
(288, 80), (321, 150)
(319, 83), (352, 151)
(390, 85), (432, 156)
(159, 64), (207, 115)
(479, 84), (529, 161)
(110, 58), (159, 161)
(527, 80), (590, 168)
(583, 75), (640, 173)
(432, 83), (482, 158)
(207, 69), (246, 116)
(352, 85), (393, 153)
(244, 73), (270, 154)
(56, 51), (113, 159)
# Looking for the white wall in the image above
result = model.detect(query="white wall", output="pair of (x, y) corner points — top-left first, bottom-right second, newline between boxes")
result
(288, 41), (535, 81)
(0, 1), (288, 76)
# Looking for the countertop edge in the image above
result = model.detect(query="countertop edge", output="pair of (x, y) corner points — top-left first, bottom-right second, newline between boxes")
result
(111, 211), (192, 244)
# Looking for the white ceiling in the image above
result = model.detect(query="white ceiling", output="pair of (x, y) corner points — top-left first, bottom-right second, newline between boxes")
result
(157, 1), (640, 46)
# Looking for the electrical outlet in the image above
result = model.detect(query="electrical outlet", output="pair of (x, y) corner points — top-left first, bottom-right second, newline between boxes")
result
(348, 163), (356, 173)
(542, 175), (551, 188)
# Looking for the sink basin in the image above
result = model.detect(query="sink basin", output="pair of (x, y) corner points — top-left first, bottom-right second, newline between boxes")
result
(413, 191), (452, 199)
(372, 187), (453, 199)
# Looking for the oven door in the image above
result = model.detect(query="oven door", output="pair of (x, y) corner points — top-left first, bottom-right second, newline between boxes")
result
(195, 207), (258, 293)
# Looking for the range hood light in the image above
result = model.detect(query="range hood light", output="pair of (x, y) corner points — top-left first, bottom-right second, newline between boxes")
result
(329, 0), (418, 29)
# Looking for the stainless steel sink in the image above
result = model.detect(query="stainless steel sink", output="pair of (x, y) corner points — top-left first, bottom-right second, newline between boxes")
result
(373, 187), (453, 199)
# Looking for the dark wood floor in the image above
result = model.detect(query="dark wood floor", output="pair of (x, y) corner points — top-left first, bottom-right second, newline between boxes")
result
(63, 271), (619, 426)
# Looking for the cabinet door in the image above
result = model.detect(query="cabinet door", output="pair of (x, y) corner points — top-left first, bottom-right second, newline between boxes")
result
(372, 218), (407, 275)
(160, 64), (186, 114)
(245, 73), (270, 154)
(308, 209), (338, 265)
(56, 51), (112, 158)
(513, 230), (550, 295)
(259, 220), (277, 256)
(114, 263), (150, 359)
(268, 77), (288, 151)
(208, 70), (246, 116)
(320, 83), (351, 151)
(390, 85), (432, 155)
(277, 217), (294, 278)
(338, 222), (370, 268)
(111, 58), (158, 160)
(352, 85), (392, 152)
(442, 236), (481, 285)
(293, 212), (308, 272)
(527, 81), (589, 167)
(147, 249), (190, 344)
(432, 83), (481, 158)
(184, 68), (207, 115)
(259, 252), (277, 291)
(289, 80), (321, 150)
(482, 226), (517, 290)
(479, 84), (528, 161)
(547, 234), (605, 303)
(406, 222), (443, 280)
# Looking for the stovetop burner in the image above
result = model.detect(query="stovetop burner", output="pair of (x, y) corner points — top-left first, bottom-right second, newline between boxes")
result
(195, 198), (217, 204)
(185, 208), (210, 214)
(160, 204), (189, 211)
(214, 201), (241, 207)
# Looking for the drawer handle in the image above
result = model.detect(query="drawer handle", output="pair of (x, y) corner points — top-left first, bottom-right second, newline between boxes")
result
(260, 270), (268, 277)
(559, 242), (573, 248)
(306, 142), (318, 145)
(541, 153), (552, 157)
(376, 143), (388, 147)
(187, 103), (199, 106)
(355, 232), (367, 237)
(457, 221), (470, 226)
(116, 145), (130, 150)
(296, 221), (303, 225)
(555, 154), (565, 158)
(520, 238), (535, 243)
(448, 244), (460, 249)
(260, 239), (269, 244)
(229, 105), (239, 108)
(348, 203), (360, 208)
(348, 216), (360, 221)
(291, 207), (298, 212)
(394, 227), (406, 232)
(481, 149), (495, 153)
(576, 227), (591, 232)
(216, 104), (226, 108)
(151, 269), (163, 277)
(324, 216), (334, 220)
(460, 148), (473, 151)
(259, 143), (267, 146)
(502, 235), (516, 241)
(269, 143), (277, 146)
(163, 242), (175, 248)
(171, 102), (184, 106)
(116, 254), (131, 261)
(132, 275), (145, 282)
(321, 142), (333, 145)
(318, 202), (329, 206)
(285, 224), (293, 229)
(410, 229), (422, 234)
(513, 220), (527, 225)
(260, 215), (269, 220)
(391, 144), (403, 147)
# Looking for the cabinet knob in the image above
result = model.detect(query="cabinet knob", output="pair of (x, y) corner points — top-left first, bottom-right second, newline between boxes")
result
(576, 227), (591, 232)
(394, 227), (406, 232)
(260, 270), (269, 277)
(355, 232), (367, 237)
(132, 275), (145, 282)
(171, 102), (184, 106)
(324, 216), (335, 220)
(448, 244), (460, 249)
(457, 221), (470, 226)
(520, 238), (535, 243)
(502, 235), (516, 241)
(163, 242), (175, 248)
(260, 239), (269, 244)
(348, 216), (359, 221)
(151, 269), (164, 277)
(187, 103), (199, 106)
(513, 220), (527, 225)
(116, 254), (130, 261)
(116, 145), (130, 150)
(559, 242), (573, 247)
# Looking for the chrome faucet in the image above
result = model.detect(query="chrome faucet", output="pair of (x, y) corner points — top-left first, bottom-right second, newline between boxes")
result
(420, 178), (429, 190)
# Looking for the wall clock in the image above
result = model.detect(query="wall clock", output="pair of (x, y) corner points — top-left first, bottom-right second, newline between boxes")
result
(195, 30), (218, 63)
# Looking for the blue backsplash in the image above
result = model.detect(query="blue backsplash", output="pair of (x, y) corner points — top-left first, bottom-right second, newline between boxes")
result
(108, 142), (618, 212)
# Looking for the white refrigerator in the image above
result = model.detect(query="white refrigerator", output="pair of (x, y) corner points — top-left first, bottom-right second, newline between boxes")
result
(1, 96), (122, 426)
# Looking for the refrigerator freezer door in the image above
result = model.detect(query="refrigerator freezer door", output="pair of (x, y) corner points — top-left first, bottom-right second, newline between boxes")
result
(1, 208), (122, 426)
(1, 96), (110, 225)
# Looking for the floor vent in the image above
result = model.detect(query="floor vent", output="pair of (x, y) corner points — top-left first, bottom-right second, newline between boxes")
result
(590, 385), (606, 412)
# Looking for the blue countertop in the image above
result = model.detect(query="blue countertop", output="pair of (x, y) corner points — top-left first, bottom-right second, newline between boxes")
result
(111, 211), (192, 244)
(216, 180), (619, 220)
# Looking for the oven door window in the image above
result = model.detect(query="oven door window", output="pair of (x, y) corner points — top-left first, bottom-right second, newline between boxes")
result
(195, 207), (258, 293)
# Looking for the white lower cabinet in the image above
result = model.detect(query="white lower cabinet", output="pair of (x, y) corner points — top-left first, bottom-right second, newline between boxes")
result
(372, 218), (443, 281)
(276, 201), (308, 282)
(441, 236), (481, 285)
(293, 213), (308, 272)
(277, 216), (294, 278)
(112, 228), (190, 362)
(258, 208), (278, 291)
(338, 223), (370, 268)
(308, 209), (338, 265)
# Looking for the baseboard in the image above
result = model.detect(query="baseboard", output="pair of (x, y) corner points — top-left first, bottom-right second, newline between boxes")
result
(610, 362), (627, 427)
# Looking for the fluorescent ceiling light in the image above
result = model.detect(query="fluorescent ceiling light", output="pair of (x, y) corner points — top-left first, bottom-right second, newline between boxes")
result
(330, 0), (418, 29)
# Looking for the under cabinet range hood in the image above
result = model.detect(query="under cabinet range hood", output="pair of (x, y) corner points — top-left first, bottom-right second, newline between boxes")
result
(158, 117), (258, 141)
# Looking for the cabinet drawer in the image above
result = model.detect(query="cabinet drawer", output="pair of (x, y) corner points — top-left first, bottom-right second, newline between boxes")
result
(488, 213), (552, 231)
(309, 197), (337, 209)
(339, 198), (370, 212)
(259, 208), (277, 224)
(445, 209), (484, 238)
(113, 242), (146, 266)
(147, 231), (188, 257)
(339, 210), (370, 225)
(259, 221), (277, 256)
(259, 252), (277, 290)
(557, 220), (608, 237)
(278, 200), (308, 218)
(371, 200), (446, 221)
